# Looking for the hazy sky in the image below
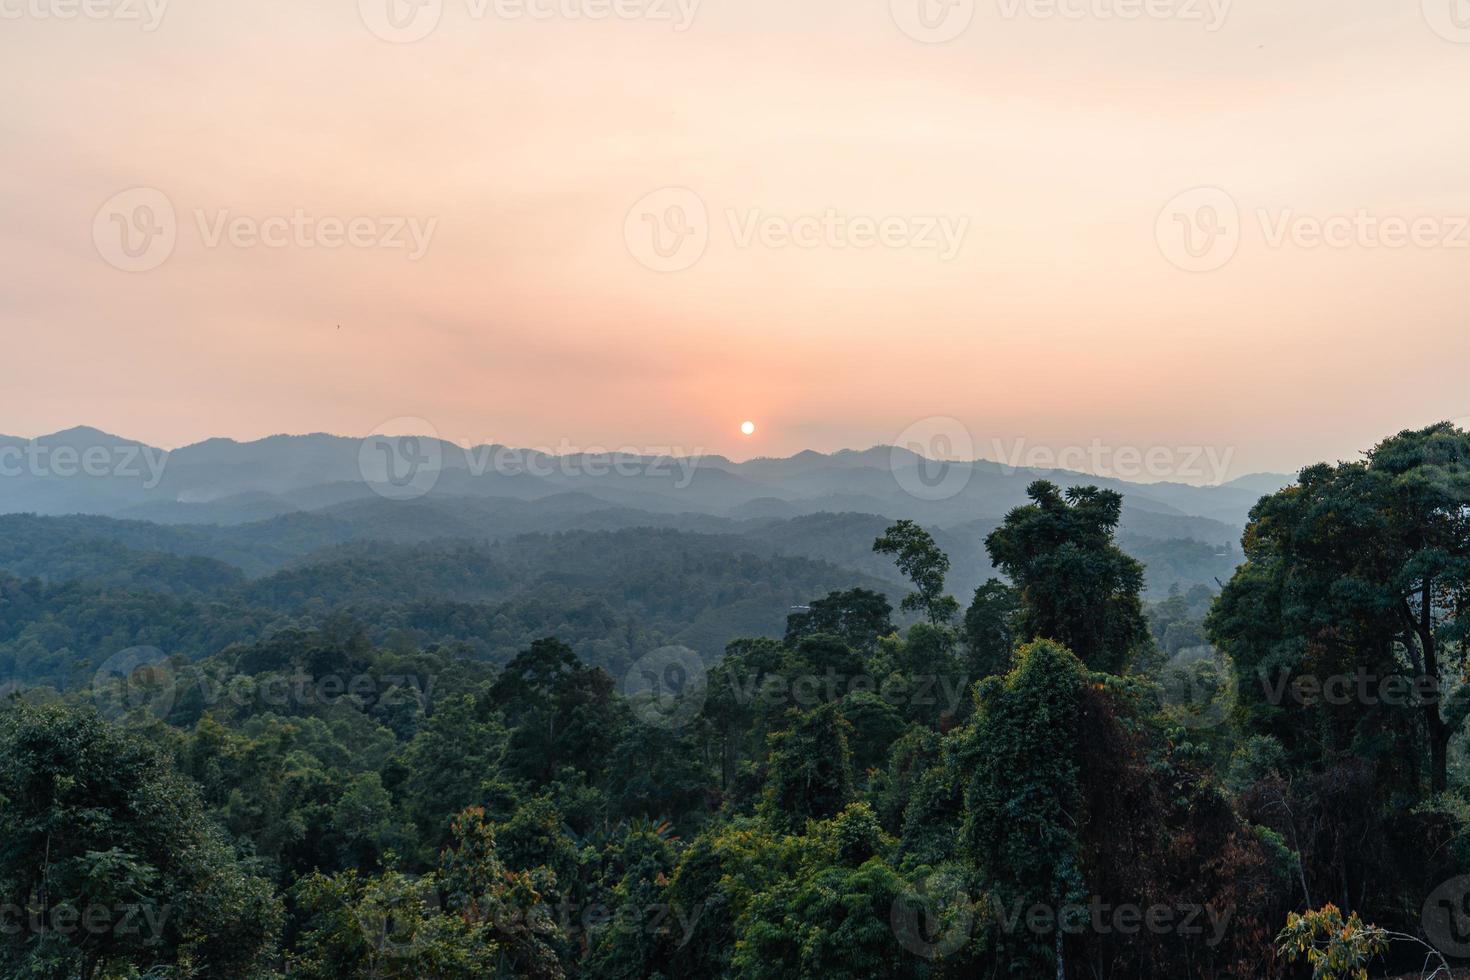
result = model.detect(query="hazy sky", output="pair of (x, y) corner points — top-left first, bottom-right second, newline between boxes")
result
(4, 0), (1470, 479)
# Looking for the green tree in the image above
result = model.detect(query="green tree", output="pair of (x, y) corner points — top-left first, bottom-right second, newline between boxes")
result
(1209, 423), (1470, 792)
(731, 805), (923, 980)
(785, 588), (895, 654)
(438, 808), (564, 979)
(985, 482), (1149, 674)
(489, 639), (623, 785)
(761, 702), (856, 832)
(291, 869), (496, 980)
(393, 692), (508, 850)
(962, 579), (1020, 681)
(960, 640), (1089, 979)
(0, 702), (281, 980)
(874, 521), (960, 626)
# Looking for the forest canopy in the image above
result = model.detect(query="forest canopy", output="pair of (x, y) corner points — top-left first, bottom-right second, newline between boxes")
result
(0, 424), (1467, 979)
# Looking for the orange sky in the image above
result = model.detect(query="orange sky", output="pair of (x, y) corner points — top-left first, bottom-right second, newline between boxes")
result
(4, 0), (1470, 478)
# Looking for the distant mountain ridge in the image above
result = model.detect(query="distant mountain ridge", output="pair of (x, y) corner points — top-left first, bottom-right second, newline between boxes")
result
(0, 426), (1294, 534)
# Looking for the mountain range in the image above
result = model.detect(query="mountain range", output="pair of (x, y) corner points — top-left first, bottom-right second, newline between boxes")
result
(0, 426), (1296, 599)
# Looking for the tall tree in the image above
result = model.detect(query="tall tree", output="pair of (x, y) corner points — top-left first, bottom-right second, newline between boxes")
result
(1209, 422), (1470, 793)
(985, 481), (1149, 674)
(960, 640), (1089, 980)
(873, 521), (959, 626)
(489, 638), (622, 785)
(962, 578), (1021, 681)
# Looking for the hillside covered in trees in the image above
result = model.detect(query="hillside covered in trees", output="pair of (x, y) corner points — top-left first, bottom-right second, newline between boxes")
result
(1, 423), (1467, 979)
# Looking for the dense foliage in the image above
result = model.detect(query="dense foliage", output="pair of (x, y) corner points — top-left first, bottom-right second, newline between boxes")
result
(0, 424), (1467, 978)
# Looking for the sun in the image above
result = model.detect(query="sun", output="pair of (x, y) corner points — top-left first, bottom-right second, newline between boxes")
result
(740, 420), (756, 436)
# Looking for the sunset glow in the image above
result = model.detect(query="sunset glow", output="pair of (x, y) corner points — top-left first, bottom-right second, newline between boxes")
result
(3, 3), (1469, 475)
